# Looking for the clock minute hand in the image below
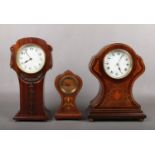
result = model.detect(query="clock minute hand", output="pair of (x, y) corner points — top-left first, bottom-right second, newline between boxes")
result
(116, 54), (124, 74)
(25, 51), (31, 59)
(118, 54), (124, 62)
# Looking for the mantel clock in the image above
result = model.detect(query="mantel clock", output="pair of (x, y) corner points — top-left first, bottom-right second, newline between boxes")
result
(55, 70), (83, 120)
(10, 37), (53, 121)
(88, 43), (146, 121)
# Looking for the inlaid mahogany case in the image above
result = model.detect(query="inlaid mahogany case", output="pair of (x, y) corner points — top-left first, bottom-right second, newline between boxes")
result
(88, 43), (146, 121)
(55, 70), (83, 120)
(10, 38), (146, 122)
(10, 38), (53, 121)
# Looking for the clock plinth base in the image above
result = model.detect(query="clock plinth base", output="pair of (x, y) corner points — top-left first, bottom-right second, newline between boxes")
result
(14, 111), (49, 121)
(55, 112), (82, 120)
(88, 108), (146, 121)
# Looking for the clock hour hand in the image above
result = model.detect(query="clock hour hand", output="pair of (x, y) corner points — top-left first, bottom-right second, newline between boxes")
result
(24, 58), (32, 64)
(118, 66), (123, 74)
(116, 63), (123, 74)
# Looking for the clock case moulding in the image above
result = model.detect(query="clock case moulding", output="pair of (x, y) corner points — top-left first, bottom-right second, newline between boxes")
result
(10, 37), (53, 121)
(88, 43), (146, 121)
(55, 70), (83, 120)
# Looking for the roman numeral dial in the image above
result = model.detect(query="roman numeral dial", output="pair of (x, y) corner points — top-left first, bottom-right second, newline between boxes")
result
(103, 49), (133, 79)
(16, 44), (46, 74)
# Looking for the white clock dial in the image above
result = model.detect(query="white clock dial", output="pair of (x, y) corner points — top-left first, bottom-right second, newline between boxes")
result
(103, 49), (133, 79)
(16, 44), (46, 74)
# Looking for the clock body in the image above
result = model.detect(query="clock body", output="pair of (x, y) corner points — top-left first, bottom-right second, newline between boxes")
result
(88, 43), (146, 121)
(55, 70), (83, 120)
(10, 37), (53, 121)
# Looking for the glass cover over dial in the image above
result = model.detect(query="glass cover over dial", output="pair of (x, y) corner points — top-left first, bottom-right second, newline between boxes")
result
(103, 49), (133, 79)
(16, 44), (46, 74)
(59, 76), (78, 94)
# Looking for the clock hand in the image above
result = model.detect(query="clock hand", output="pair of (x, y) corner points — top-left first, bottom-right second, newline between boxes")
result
(118, 66), (123, 74)
(116, 54), (124, 74)
(24, 58), (32, 64)
(116, 63), (123, 74)
(25, 51), (32, 59)
(118, 54), (124, 62)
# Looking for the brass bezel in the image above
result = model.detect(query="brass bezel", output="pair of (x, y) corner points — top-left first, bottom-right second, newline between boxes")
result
(59, 75), (79, 94)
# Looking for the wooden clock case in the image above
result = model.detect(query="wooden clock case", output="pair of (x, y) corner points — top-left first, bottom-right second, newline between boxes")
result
(55, 70), (83, 120)
(88, 43), (146, 121)
(10, 37), (53, 121)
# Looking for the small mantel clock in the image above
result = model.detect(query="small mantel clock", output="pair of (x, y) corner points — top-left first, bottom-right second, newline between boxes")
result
(88, 43), (146, 121)
(10, 37), (53, 121)
(55, 70), (83, 120)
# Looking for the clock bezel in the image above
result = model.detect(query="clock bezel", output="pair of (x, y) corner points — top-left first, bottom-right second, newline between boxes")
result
(16, 43), (46, 74)
(103, 49), (133, 79)
(59, 75), (79, 95)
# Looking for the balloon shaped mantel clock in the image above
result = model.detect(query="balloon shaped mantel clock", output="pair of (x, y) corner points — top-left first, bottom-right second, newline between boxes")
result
(55, 70), (83, 120)
(10, 37), (53, 121)
(88, 43), (146, 121)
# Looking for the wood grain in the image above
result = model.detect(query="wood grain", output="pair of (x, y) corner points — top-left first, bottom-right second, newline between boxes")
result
(55, 70), (83, 120)
(88, 43), (146, 121)
(10, 37), (53, 121)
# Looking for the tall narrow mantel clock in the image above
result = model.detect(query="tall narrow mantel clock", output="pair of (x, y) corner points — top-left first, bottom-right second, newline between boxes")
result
(10, 37), (53, 121)
(88, 43), (146, 121)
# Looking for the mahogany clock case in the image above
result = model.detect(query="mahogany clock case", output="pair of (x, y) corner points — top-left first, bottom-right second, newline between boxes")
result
(55, 70), (83, 120)
(10, 37), (53, 121)
(88, 43), (146, 121)
(9, 40), (146, 122)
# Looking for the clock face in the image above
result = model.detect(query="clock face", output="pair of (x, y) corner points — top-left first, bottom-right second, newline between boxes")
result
(103, 49), (133, 79)
(16, 44), (46, 74)
(59, 76), (78, 94)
